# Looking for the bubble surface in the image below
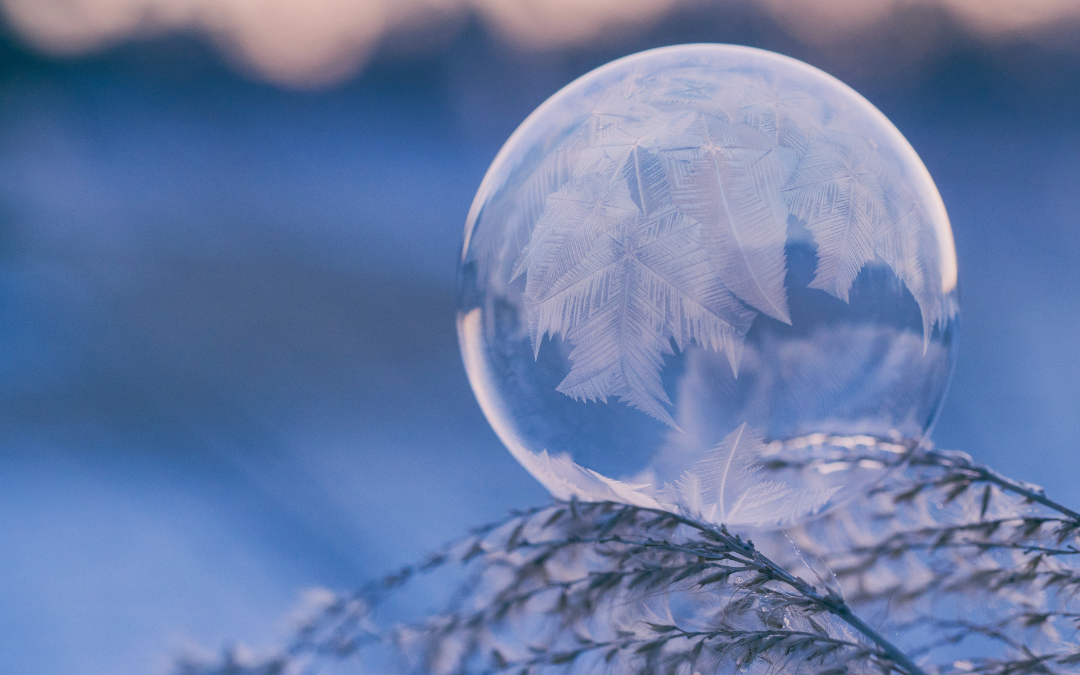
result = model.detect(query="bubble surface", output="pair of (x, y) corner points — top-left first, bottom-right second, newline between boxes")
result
(457, 44), (958, 528)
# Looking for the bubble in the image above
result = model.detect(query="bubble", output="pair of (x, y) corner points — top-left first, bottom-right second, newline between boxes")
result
(457, 44), (958, 528)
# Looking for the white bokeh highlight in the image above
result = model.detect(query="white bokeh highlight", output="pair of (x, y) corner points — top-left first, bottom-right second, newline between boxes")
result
(1, 0), (1077, 86)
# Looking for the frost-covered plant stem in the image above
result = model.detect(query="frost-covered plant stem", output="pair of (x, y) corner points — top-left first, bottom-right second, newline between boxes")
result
(917, 450), (1080, 524)
(176, 447), (1080, 675)
(781, 448), (1080, 675)
(657, 509), (929, 675)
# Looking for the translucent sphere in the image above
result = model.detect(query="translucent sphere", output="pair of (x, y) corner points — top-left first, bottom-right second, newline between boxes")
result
(457, 44), (958, 528)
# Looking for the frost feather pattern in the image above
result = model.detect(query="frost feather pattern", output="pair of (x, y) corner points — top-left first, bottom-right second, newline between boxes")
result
(784, 134), (888, 302)
(504, 67), (951, 422)
(522, 161), (755, 426)
(673, 423), (837, 527)
(666, 115), (794, 323)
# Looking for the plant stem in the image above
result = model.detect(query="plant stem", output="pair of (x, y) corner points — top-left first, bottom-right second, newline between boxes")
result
(924, 450), (1080, 523)
(657, 510), (929, 675)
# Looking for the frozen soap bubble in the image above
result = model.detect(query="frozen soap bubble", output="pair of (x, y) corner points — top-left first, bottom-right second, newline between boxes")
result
(457, 44), (958, 529)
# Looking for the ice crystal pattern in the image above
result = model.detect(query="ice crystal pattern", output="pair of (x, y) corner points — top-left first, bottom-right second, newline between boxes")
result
(511, 69), (951, 423)
(672, 423), (837, 526)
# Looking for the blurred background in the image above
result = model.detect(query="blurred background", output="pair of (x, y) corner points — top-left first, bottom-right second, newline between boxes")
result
(0, 0), (1078, 673)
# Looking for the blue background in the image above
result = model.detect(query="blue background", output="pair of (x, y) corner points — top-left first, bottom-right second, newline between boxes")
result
(1, 10), (1078, 674)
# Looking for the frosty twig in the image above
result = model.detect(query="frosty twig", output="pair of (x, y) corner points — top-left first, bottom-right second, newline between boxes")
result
(176, 448), (1080, 675)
